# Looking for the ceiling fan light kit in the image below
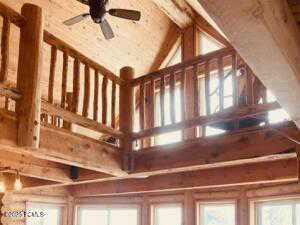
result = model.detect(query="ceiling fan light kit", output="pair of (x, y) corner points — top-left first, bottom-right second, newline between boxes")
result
(63, 0), (141, 40)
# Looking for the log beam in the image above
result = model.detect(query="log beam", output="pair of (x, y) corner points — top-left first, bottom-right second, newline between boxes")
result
(0, 112), (126, 177)
(151, 0), (228, 46)
(195, 0), (300, 129)
(70, 157), (298, 196)
(133, 122), (300, 175)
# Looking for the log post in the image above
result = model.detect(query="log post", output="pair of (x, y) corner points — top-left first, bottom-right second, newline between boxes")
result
(119, 67), (134, 172)
(182, 24), (199, 139)
(16, 4), (43, 148)
(297, 146), (300, 184)
(184, 191), (195, 225)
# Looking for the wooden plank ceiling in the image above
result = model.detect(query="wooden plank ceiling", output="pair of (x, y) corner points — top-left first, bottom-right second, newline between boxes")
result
(2, 0), (180, 77)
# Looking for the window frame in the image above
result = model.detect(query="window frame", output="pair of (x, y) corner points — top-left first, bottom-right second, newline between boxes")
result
(251, 196), (300, 225)
(196, 200), (237, 225)
(26, 201), (67, 225)
(75, 204), (141, 225)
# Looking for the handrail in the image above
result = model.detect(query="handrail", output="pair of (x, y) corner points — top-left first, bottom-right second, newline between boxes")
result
(132, 101), (280, 140)
(0, 2), (26, 27)
(43, 31), (124, 85)
(41, 101), (124, 139)
(131, 47), (235, 86)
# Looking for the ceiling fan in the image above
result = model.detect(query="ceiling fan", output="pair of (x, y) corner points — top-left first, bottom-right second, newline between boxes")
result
(63, 0), (141, 40)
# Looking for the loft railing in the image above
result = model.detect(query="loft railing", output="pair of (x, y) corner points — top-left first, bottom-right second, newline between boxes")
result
(0, 2), (286, 170)
(41, 31), (124, 140)
(130, 47), (281, 150)
(0, 2), (24, 113)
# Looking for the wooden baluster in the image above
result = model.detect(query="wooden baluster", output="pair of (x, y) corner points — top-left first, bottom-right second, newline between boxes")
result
(218, 57), (224, 111)
(102, 76), (108, 125)
(139, 81), (145, 131)
(180, 70), (186, 121)
(170, 72), (176, 124)
(120, 67), (134, 172)
(297, 147), (300, 183)
(4, 97), (9, 110)
(93, 70), (99, 121)
(72, 58), (80, 113)
(82, 64), (90, 117)
(193, 65), (199, 117)
(48, 45), (57, 104)
(205, 62), (211, 115)
(246, 66), (254, 106)
(160, 74), (165, 126)
(232, 54), (238, 107)
(111, 80), (116, 128)
(0, 17), (10, 83)
(61, 51), (68, 109)
(63, 92), (73, 130)
(144, 79), (155, 147)
(17, 4), (43, 148)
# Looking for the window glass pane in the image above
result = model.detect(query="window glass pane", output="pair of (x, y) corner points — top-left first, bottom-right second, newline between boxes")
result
(110, 208), (139, 225)
(154, 87), (182, 145)
(260, 204), (293, 225)
(200, 203), (235, 225)
(167, 46), (182, 67)
(296, 204), (300, 225)
(79, 208), (108, 225)
(26, 203), (63, 225)
(154, 204), (182, 225)
(78, 206), (139, 225)
(43, 208), (61, 225)
(199, 35), (222, 55)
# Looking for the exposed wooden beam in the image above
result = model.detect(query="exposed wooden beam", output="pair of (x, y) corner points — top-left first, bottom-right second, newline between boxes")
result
(151, 0), (229, 46)
(133, 122), (300, 175)
(0, 112), (126, 177)
(0, 148), (72, 183)
(70, 157), (297, 196)
(150, 27), (182, 72)
(38, 126), (126, 177)
(195, 15), (230, 47)
(195, 0), (300, 128)
(152, 0), (194, 28)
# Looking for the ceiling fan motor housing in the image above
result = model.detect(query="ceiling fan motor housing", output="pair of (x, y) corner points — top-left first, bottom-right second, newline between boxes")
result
(89, 0), (108, 23)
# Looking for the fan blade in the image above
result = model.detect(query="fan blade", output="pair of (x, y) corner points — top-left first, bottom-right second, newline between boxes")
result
(100, 19), (115, 40)
(63, 13), (90, 26)
(108, 9), (141, 21)
(76, 0), (89, 5)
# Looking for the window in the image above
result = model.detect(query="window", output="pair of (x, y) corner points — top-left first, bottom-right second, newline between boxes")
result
(266, 90), (290, 124)
(256, 198), (300, 225)
(199, 33), (223, 55)
(198, 202), (236, 225)
(154, 86), (182, 145)
(166, 46), (182, 67)
(152, 203), (182, 225)
(26, 203), (65, 225)
(77, 205), (140, 225)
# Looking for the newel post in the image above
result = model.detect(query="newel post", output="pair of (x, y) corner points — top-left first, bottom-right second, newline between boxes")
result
(16, 4), (43, 148)
(119, 67), (134, 172)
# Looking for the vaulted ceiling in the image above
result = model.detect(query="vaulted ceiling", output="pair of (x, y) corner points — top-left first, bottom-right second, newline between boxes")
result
(5, 0), (180, 76)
